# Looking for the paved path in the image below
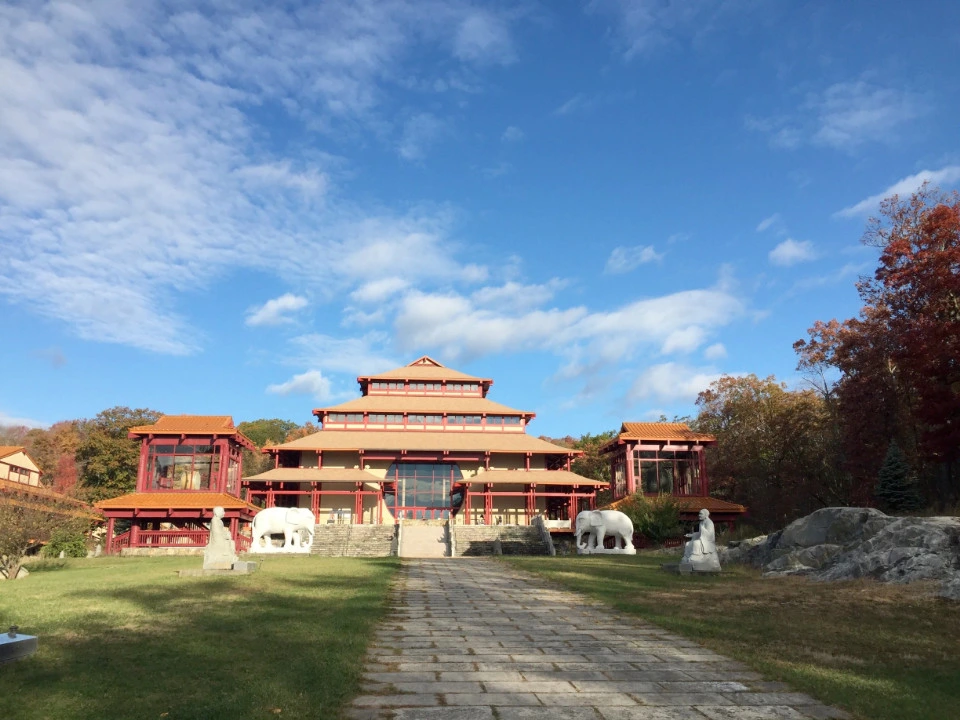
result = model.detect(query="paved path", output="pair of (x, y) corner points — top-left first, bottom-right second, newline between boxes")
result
(347, 559), (850, 720)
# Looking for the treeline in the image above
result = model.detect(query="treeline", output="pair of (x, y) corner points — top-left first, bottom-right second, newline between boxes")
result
(0, 411), (316, 503)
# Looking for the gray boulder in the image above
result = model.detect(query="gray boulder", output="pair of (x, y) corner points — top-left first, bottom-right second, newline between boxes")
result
(721, 507), (960, 600)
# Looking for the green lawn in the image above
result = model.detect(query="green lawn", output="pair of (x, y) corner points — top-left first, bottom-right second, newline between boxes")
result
(505, 554), (960, 720)
(0, 555), (398, 720)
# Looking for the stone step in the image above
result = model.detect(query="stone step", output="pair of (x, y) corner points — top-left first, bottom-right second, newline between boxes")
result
(451, 525), (549, 556)
(311, 524), (397, 557)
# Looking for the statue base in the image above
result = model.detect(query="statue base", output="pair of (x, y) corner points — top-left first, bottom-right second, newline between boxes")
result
(179, 561), (258, 578)
(577, 546), (637, 555)
(660, 560), (721, 575)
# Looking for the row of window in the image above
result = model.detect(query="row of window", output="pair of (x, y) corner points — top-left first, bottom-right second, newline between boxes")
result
(325, 413), (523, 425)
(369, 381), (480, 392)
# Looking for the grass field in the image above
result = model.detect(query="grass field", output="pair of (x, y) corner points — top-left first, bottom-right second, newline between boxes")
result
(505, 554), (960, 720)
(0, 555), (398, 720)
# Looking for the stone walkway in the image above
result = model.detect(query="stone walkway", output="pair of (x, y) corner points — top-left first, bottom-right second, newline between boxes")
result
(347, 559), (850, 720)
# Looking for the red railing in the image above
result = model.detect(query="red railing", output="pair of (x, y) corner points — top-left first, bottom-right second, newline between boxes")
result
(136, 530), (208, 547)
(236, 535), (252, 552)
(113, 531), (131, 550)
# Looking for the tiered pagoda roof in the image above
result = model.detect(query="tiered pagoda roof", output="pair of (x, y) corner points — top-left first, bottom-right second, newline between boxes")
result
(128, 414), (257, 449)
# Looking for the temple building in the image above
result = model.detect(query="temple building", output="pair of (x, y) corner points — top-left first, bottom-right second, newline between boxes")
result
(95, 415), (260, 553)
(245, 356), (606, 526)
(0, 445), (94, 521)
(601, 422), (746, 529)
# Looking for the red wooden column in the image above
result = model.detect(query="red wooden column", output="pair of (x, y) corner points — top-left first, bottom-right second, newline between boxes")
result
(105, 517), (115, 554)
(229, 517), (238, 541)
(354, 482), (363, 524)
(483, 483), (492, 525)
(525, 453), (531, 470)
(568, 490), (577, 522)
(699, 449), (709, 496)
(625, 443), (636, 495)
(463, 488), (472, 525)
(525, 483), (535, 524)
(136, 438), (150, 491)
(316, 450), (323, 469)
(266, 481), (275, 508)
(130, 521), (140, 549)
(311, 482), (320, 519)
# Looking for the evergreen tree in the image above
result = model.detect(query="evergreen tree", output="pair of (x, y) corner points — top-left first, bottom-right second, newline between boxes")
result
(875, 442), (924, 512)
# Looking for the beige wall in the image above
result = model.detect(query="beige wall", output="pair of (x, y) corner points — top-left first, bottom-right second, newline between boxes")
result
(0, 451), (41, 486)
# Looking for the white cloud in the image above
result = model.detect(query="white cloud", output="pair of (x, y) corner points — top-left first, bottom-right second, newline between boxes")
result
(812, 81), (927, 150)
(629, 363), (723, 403)
(756, 213), (781, 233)
(704, 342), (726, 360)
(482, 161), (513, 178)
(587, 0), (724, 59)
(501, 125), (524, 142)
(0, 410), (49, 429)
(246, 293), (309, 327)
(835, 166), (960, 218)
(398, 113), (446, 161)
(748, 81), (928, 152)
(769, 238), (817, 266)
(0, 2), (514, 354)
(266, 370), (332, 401)
(453, 10), (515, 65)
(471, 280), (566, 312)
(350, 278), (410, 304)
(286, 333), (396, 376)
(554, 94), (588, 116)
(604, 245), (663, 273)
(394, 280), (744, 366)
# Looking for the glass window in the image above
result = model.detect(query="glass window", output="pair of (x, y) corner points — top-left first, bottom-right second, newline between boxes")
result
(409, 414), (425, 423)
(346, 414), (363, 422)
(370, 414), (386, 423)
(411, 382), (425, 390)
(503, 416), (521, 425)
(383, 463), (465, 516)
(425, 415), (442, 424)
(385, 414), (403, 423)
(329, 413), (346, 422)
(449, 415), (464, 424)
(389, 381), (404, 390)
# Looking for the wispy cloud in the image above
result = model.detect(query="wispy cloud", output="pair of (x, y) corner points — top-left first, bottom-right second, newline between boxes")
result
(756, 213), (782, 233)
(554, 93), (590, 116)
(0, 1), (518, 355)
(246, 294), (309, 327)
(398, 113), (447, 161)
(769, 238), (817, 266)
(748, 80), (929, 152)
(0, 410), (49, 429)
(587, 0), (728, 59)
(835, 166), (960, 218)
(604, 245), (663, 274)
(501, 125), (524, 142)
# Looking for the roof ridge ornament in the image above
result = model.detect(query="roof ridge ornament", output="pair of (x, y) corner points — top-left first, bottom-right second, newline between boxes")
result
(408, 355), (445, 367)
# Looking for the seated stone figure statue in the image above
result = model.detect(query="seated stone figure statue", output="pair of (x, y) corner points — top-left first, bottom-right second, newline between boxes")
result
(680, 508), (721, 573)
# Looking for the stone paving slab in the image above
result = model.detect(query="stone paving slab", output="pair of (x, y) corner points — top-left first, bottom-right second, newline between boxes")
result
(345, 559), (851, 720)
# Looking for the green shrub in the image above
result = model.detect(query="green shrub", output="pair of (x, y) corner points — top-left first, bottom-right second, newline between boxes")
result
(617, 493), (683, 545)
(42, 528), (88, 558)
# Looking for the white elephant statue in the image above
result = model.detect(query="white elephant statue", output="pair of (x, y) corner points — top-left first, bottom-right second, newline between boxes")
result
(250, 507), (316, 553)
(575, 509), (636, 555)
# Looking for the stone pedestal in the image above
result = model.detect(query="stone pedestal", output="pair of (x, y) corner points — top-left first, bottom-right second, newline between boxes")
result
(1, 629), (38, 665)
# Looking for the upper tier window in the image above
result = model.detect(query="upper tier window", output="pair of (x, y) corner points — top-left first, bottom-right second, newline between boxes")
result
(148, 443), (218, 491)
(410, 382), (442, 391)
(448, 383), (478, 392)
(448, 415), (482, 425)
(486, 415), (522, 425)
(371, 381), (404, 390)
(328, 413), (362, 422)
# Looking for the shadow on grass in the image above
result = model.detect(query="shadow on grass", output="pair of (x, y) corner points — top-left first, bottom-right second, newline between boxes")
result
(506, 555), (960, 720)
(0, 556), (399, 720)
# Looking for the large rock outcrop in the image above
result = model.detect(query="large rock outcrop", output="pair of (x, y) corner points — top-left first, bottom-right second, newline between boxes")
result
(721, 507), (960, 600)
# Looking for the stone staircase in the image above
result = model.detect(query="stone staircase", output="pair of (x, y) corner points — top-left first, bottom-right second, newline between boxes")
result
(452, 525), (550, 556)
(311, 524), (397, 557)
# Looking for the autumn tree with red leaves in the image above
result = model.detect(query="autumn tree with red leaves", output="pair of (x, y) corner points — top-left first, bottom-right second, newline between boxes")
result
(795, 184), (960, 508)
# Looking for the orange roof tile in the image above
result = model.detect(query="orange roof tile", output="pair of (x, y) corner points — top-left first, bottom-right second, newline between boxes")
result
(0, 446), (25, 460)
(269, 429), (580, 455)
(244, 468), (381, 483)
(617, 422), (716, 443)
(316, 395), (531, 416)
(128, 415), (256, 448)
(359, 356), (491, 383)
(95, 492), (259, 511)
(465, 470), (608, 487)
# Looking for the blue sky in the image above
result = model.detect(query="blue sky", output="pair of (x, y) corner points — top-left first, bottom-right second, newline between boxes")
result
(2, 1), (959, 438)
